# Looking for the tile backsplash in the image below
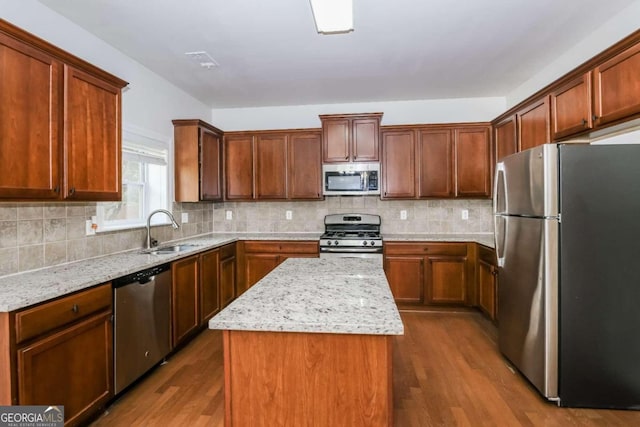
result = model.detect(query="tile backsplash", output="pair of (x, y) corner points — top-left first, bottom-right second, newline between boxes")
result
(0, 197), (493, 276)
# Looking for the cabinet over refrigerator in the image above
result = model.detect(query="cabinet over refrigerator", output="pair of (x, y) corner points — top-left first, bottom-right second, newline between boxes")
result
(494, 142), (640, 409)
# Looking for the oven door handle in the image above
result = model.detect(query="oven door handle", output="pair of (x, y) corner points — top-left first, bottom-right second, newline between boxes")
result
(319, 247), (383, 254)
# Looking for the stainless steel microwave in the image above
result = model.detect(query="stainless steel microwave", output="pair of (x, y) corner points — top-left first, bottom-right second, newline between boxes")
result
(322, 163), (380, 196)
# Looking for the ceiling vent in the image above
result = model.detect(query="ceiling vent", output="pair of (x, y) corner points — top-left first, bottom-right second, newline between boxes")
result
(184, 51), (219, 69)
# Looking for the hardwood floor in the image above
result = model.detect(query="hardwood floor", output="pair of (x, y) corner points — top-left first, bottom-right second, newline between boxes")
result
(91, 311), (640, 426)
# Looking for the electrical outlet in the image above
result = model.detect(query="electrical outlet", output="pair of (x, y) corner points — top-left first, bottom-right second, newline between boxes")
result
(285, 210), (293, 220)
(461, 209), (469, 220)
(85, 219), (96, 236)
(225, 210), (233, 220)
(181, 212), (189, 223)
(400, 210), (407, 220)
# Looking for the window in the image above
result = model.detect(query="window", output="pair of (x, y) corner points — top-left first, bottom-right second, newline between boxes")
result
(96, 126), (172, 231)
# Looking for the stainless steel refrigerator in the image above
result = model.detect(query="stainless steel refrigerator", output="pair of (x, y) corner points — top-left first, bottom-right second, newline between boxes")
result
(494, 142), (640, 409)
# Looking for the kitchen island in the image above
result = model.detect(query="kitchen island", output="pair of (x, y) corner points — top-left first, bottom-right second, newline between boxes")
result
(209, 257), (404, 427)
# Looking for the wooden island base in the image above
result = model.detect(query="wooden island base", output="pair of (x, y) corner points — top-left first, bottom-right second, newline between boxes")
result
(222, 330), (393, 427)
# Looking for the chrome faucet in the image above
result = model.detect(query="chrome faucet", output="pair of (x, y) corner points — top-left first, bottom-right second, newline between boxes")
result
(146, 209), (180, 249)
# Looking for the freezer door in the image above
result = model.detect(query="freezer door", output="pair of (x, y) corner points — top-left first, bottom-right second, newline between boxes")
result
(494, 144), (558, 217)
(498, 215), (558, 399)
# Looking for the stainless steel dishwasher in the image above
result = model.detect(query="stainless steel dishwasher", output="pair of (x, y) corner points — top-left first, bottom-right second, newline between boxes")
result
(113, 263), (171, 394)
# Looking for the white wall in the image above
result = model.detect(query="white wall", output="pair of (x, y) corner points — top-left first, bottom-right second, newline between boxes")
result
(0, 0), (212, 138)
(211, 97), (506, 131)
(506, 0), (640, 109)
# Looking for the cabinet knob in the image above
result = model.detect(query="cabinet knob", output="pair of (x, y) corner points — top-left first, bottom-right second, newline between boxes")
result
(69, 187), (76, 195)
(53, 186), (59, 193)
(582, 118), (588, 126)
(592, 115), (599, 122)
(71, 304), (79, 313)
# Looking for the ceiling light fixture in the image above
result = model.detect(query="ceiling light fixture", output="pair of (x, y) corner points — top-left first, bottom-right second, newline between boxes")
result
(309, 0), (353, 34)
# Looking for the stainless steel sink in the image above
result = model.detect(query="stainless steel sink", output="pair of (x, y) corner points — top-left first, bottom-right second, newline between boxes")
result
(144, 244), (198, 255)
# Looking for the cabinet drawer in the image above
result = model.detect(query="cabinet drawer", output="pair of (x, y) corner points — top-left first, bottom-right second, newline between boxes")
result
(219, 243), (236, 260)
(384, 242), (467, 256)
(244, 241), (318, 254)
(15, 283), (112, 344)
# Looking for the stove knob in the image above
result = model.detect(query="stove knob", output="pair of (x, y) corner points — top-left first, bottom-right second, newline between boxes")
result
(362, 241), (368, 246)
(327, 241), (332, 246)
(334, 240), (339, 246)
(370, 241), (375, 246)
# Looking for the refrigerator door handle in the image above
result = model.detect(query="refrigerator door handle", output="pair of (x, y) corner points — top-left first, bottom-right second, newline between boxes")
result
(495, 215), (507, 267)
(493, 162), (507, 215)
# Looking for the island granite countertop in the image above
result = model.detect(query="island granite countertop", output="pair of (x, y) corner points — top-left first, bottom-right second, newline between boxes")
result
(208, 257), (404, 336)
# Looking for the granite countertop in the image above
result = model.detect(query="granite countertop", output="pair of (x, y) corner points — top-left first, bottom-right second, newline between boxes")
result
(384, 233), (495, 248)
(208, 257), (404, 336)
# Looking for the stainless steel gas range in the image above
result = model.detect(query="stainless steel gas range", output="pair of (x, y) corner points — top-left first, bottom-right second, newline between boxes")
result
(319, 213), (382, 259)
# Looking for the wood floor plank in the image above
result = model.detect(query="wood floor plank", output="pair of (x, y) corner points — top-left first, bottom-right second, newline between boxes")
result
(91, 311), (640, 426)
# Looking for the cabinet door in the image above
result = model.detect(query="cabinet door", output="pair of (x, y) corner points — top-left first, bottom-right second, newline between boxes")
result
(418, 129), (453, 198)
(0, 33), (61, 199)
(381, 130), (416, 199)
(200, 249), (220, 324)
(478, 259), (497, 321)
(494, 116), (518, 163)
(352, 118), (380, 162)
(243, 254), (281, 294)
(425, 256), (467, 305)
(64, 65), (121, 201)
(255, 134), (287, 199)
(172, 256), (199, 348)
(220, 255), (236, 309)
(224, 135), (254, 200)
(593, 42), (640, 127)
(200, 129), (222, 201)
(550, 72), (593, 140)
(288, 132), (322, 199)
(383, 256), (423, 304)
(455, 127), (491, 198)
(322, 119), (350, 163)
(17, 312), (112, 427)
(518, 97), (550, 152)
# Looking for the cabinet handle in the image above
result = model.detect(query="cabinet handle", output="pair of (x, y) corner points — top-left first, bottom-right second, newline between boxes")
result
(71, 304), (79, 313)
(592, 115), (599, 122)
(69, 187), (76, 196)
(582, 118), (588, 126)
(53, 186), (59, 193)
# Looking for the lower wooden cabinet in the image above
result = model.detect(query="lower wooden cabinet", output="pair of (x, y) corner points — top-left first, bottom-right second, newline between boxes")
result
(477, 244), (498, 321)
(384, 242), (471, 307)
(171, 255), (200, 348)
(0, 283), (113, 427)
(219, 244), (237, 309)
(199, 249), (220, 324)
(240, 241), (319, 294)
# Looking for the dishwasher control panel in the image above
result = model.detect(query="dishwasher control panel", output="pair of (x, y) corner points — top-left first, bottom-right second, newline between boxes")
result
(113, 263), (170, 287)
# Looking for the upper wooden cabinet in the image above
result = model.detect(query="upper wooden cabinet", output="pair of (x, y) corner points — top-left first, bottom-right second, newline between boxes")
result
(517, 96), (550, 151)
(593, 42), (640, 127)
(381, 124), (491, 200)
(320, 113), (382, 163)
(550, 72), (593, 140)
(255, 133), (288, 199)
(455, 127), (491, 198)
(381, 130), (417, 199)
(224, 134), (254, 200)
(224, 130), (322, 201)
(493, 115), (518, 163)
(288, 132), (322, 199)
(419, 129), (454, 198)
(173, 119), (224, 202)
(0, 20), (127, 201)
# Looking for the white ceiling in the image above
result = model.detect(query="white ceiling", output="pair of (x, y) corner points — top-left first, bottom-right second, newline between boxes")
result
(39, 0), (637, 109)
